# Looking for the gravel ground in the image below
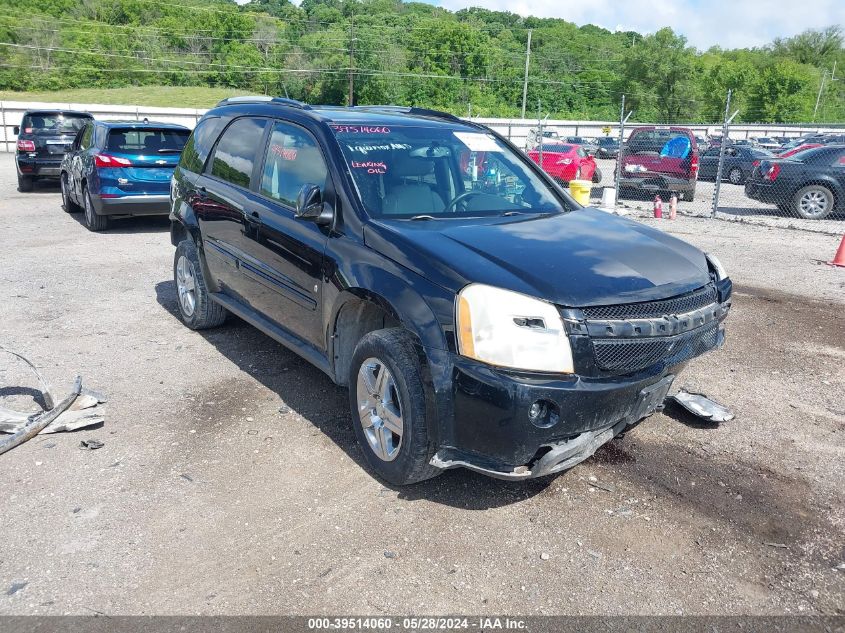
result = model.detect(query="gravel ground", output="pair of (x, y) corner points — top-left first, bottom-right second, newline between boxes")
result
(0, 154), (843, 616)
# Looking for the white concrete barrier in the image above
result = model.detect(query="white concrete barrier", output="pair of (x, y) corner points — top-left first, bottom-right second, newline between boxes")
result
(1, 99), (842, 152)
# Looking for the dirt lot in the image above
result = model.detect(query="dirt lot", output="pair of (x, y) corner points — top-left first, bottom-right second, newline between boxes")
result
(0, 153), (843, 616)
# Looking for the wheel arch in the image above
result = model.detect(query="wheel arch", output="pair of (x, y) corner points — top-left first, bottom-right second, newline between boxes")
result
(326, 274), (451, 388)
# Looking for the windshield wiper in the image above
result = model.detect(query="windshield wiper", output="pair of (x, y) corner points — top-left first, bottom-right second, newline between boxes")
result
(500, 210), (525, 216)
(409, 214), (437, 221)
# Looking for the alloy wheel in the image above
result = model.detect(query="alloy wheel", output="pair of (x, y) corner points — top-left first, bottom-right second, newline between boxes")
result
(799, 188), (830, 218)
(728, 168), (743, 184)
(175, 254), (197, 317)
(356, 357), (403, 462)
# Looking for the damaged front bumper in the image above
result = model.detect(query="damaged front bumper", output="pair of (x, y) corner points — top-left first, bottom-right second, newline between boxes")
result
(428, 282), (731, 480)
(430, 364), (680, 480)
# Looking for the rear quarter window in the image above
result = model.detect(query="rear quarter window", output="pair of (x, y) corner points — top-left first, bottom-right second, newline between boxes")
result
(179, 117), (222, 174)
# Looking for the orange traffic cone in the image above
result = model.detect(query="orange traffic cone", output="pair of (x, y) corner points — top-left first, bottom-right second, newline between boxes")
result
(830, 234), (845, 268)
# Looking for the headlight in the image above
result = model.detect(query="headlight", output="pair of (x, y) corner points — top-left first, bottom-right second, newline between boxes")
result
(706, 253), (728, 281)
(456, 284), (574, 373)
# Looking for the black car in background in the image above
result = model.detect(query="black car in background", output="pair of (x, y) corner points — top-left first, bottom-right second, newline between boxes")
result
(168, 97), (731, 485)
(14, 110), (93, 191)
(595, 136), (620, 159)
(745, 145), (845, 220)
(699, 145), (774, 185)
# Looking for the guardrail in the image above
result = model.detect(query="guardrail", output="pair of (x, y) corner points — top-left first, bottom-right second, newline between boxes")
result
(1, 100), (843, 152)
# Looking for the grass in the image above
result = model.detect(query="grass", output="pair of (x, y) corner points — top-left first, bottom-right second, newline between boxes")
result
(0, 86), (252, 109)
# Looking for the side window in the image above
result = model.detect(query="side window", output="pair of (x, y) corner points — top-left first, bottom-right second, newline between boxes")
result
(260, 121), (328, 208)
(79, 124), (94, 150)
(179, 116), (221, 174)
(209, 117), (267, 188)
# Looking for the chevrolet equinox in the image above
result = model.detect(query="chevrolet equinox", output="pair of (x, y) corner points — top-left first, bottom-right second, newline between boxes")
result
(169, 97), (732, 485)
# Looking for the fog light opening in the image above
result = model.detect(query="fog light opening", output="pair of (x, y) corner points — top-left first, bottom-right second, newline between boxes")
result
(528, 399), (559, 428)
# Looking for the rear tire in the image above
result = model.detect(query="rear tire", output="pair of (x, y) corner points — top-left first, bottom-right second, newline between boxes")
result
(348, 328), (440, 486)
(173, 239), (227, 330)
(61, 173), (80, 213)
(17, 174), (33, 192)
(793, 184), (834, 220)
(83, 185), (108, 231)
(728, 167), (744, 185)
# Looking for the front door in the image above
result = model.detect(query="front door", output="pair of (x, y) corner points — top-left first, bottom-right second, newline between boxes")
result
(240, 119), (331, 351)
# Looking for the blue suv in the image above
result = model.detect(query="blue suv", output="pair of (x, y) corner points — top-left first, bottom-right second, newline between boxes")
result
(61, 120), (190, 231)
(169, 97), (732, 485)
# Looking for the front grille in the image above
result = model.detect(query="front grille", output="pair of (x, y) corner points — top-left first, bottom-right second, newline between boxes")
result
(582, 284), (717, 320)
(592, 322), (719, 374)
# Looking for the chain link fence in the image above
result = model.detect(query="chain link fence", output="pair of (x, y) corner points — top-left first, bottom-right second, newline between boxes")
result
(507, 93), (845, 236)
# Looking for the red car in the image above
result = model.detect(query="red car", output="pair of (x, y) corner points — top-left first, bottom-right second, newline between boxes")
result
(527, 144), (600, 184)
(778, 143), (822, 158)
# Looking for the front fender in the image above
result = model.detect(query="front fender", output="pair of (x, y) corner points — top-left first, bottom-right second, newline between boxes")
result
(325, 262), (454, 355)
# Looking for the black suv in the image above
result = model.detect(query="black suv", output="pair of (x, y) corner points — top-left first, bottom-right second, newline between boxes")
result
(169, 97), (732, 485)
(15, 110), (93, 191)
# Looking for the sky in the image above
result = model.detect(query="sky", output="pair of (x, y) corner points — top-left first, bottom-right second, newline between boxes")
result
(243, 0), (845, 51)
(428, 0), (845, 50)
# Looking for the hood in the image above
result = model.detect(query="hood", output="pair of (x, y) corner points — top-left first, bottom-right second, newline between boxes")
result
(364, 208), (710, 307)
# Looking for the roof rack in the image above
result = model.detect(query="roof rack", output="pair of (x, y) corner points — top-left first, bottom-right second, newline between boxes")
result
(215, 95), (311, 110)
(351, 105), (461, 122)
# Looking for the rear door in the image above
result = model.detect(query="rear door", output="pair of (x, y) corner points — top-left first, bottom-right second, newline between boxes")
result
(241, 119), (331, 349)
(195, 116), (269, 300)
(68, 123), (95, 199)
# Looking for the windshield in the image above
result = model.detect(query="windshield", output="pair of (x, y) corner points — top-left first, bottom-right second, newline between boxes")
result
(22, 113), (90, 135)
(107, 128), (189, 153)
(597, 138), (616, 146)
(331, 123), (567, 219)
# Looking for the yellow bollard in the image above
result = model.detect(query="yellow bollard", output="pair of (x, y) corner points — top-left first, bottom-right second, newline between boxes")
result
(568, 179), (592, 206)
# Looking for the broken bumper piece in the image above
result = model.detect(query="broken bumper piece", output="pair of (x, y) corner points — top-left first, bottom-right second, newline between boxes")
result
(430, 417), (630, 480)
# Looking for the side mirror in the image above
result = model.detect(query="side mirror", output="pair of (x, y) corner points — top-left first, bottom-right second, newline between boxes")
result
(295, 183), (332, 226)
(13, 125), (19, 135)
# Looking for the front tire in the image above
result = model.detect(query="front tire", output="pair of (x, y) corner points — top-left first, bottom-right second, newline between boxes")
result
(173, 239), (227, 330)
(17, 174), (33, 192)
(349, 328), (440, 486)
(794, 184), (834, 220)
(83, 185), (108, 231)
(592, 166), (603, 184)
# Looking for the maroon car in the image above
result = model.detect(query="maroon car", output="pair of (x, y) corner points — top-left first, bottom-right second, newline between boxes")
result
(619, 126), (699, 201)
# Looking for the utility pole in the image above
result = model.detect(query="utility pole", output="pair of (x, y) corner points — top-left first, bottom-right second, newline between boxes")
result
(348, 13), (355, 107)
(520, 29), (532, 119)
(812, 70), (827, 122)
(712, 89), (739, 217)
